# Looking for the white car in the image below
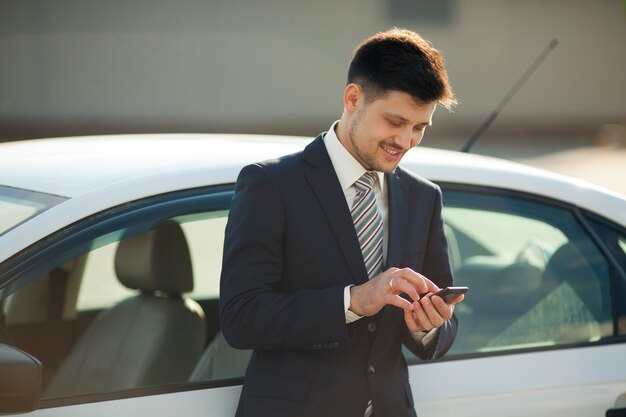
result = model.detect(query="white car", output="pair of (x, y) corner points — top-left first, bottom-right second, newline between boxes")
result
(1, 134), (625, 417)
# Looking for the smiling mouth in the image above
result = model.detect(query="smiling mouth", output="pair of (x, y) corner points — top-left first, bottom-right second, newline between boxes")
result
(382, 145), (403, 156)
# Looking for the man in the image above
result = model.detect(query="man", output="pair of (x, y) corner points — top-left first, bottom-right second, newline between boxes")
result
(220, 28), (463, 417)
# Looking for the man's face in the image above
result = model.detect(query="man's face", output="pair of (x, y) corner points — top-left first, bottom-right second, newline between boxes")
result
(343, 90), (437, 173)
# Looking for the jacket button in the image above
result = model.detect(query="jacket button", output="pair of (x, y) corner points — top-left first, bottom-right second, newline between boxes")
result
(368, 365), (375, 375)
(367, 322), (377, 332)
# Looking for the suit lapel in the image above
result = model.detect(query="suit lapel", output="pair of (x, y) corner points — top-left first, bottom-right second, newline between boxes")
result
(386, 169), (409, 268)
(302, 135), (370, 285)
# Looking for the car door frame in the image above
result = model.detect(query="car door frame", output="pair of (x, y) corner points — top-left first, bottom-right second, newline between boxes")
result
(0, 184), (250, 416)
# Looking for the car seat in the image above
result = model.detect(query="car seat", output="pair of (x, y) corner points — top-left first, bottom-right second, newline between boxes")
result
(44, 222), (206, 397)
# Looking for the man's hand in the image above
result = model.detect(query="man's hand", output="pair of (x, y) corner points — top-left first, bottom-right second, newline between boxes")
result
(349, 267), (440, 317)
(404, 293), (464, 333)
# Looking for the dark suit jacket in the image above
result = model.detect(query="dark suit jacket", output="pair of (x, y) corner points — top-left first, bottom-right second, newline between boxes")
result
(219, 134), (457, 417)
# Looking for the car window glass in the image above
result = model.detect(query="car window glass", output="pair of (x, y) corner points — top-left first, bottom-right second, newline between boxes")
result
(77, 210), (228, 310)
(77, 241), (132, 311)
(0, 185), (67, 236)
(444, 207), (567, 267)
(0, 199), (38, 232)
(421, 189), (614, 358)
(177, 210), (228, 299)
(0, 199), (242, 403)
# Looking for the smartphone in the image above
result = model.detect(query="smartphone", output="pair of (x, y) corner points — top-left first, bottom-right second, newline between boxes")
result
(424, 286), (468, 303)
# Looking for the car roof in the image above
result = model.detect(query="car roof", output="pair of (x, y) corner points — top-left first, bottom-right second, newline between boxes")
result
(0, 133), (625, 263)
(1, 133), (623, 205)
(0, 134), (308, 197)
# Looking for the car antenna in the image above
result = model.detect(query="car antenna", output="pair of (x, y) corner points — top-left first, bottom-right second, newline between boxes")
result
(459, 38), (559, 153)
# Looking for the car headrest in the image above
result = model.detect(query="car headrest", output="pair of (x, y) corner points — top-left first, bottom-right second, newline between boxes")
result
(114, 222), (193, 295)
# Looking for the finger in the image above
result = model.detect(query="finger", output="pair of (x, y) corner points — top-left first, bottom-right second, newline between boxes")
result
(410, 301), (434, 331)
(404, 308), (423, 333)
(388, 277), (419, 301)
(404, 303), (425, 333)
(394, 268), (440, 294)
(428, 296), (453, 322)
(420, 296), (446, 327)
(418, 291), (434, 300)
(386, 294), (415, 312)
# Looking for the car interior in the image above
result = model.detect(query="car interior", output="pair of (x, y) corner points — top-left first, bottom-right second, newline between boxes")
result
(43, 222), (207, 397)
(444, 218), (612, 355)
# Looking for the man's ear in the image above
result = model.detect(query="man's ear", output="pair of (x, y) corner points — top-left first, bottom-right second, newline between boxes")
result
(343, 83), (363, 113)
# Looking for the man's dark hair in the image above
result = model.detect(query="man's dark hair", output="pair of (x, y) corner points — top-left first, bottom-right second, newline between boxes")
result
(348, 28), (457, 110)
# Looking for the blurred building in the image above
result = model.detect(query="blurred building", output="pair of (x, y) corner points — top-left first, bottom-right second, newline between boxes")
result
(1, 0), (625, 145)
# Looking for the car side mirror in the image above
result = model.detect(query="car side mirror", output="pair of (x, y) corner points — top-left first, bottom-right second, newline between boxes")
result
(0, 343), (42, 413)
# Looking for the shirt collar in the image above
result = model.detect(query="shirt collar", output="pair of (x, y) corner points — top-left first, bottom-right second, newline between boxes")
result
(323, 121), (385, 193)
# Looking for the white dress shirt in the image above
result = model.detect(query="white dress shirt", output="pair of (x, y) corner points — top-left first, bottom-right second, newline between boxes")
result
(323, 121), (388, 323)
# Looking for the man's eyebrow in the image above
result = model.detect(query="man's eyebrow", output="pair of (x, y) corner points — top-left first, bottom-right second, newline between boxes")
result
(384, 112), (432, 126)
(384, 112), (408, 122)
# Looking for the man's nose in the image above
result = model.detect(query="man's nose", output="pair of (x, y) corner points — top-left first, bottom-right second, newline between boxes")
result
(395, 129), (418, 149)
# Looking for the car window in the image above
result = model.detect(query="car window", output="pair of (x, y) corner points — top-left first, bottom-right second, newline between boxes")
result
(0, 185), (67, 236)
(435, 189), (614, 357)
(77, 210), (228, 311)
(0, 188), (239, 404)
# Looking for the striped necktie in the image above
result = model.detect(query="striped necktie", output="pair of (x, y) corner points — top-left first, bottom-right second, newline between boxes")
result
(351, 171), (384, 279)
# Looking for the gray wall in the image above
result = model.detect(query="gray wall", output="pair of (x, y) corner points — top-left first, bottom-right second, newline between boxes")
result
(1, 0), (625, 141)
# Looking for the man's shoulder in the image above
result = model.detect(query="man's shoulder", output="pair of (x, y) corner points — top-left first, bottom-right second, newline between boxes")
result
(256, 149), (304, 172)
(393, 165), (440, 194)
(246, 133), (326, 175)
(238, 151), (304, 189)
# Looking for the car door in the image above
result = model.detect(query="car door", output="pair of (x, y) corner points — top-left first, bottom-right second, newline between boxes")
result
(0, 186), (248, 417)
(406, 184), (626, 417)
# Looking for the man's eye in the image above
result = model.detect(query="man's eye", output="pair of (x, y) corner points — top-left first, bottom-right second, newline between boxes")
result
(388, 120), (402, 127)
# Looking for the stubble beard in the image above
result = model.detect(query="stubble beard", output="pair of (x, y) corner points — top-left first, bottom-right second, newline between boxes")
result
(348, 110), (398, 173)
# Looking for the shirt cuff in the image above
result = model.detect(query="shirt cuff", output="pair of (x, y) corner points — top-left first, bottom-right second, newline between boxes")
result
(344, 285), (363, 323)
(411, 326), (439, 342)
